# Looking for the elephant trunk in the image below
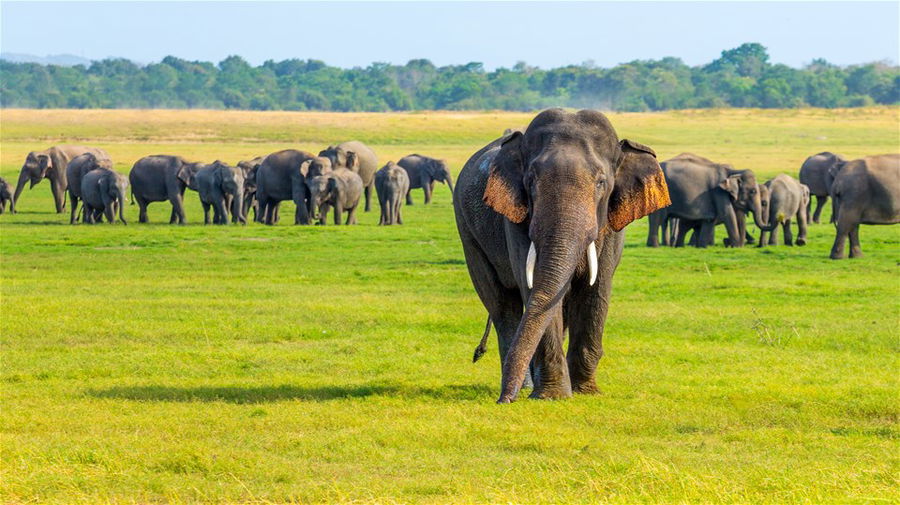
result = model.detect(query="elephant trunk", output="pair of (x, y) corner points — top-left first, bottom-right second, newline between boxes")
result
(232, 193), (245, 224)
(118, 195), (128, 225)
(445, 175), (454, 198)
(12, 170), (29, 211)
(499, 196), (596, 403)
(749, 191), (767, 231)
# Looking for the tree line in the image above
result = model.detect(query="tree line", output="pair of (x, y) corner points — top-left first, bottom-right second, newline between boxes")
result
(1, 43), (897, 111)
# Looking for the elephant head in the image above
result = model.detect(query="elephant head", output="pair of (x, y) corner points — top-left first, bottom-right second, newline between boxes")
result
(301, 157), (333, 219)
(757, 182), (771, 226)
(718, 168), (767, 233)
(212, 161), (245, 224)
(824, 159), (847, 196)
(483, 109), (670, 402)
(177, 162), (200, 191)
(99, 171), (129, 224)
(306, 174), (332, 224)
(20, 151), (52, 189)
(426, 158), (454, 195)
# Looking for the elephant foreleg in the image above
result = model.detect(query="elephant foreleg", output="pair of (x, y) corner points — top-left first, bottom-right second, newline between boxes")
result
(830, 210), (859, 259)
(202, 202), (211, 225)
(406, 188), (413, 206)
(50, 181), (65, 214)
(69, 196), (80, 224)
(364, 184), (372, 212)
(529, 307), (571, 400)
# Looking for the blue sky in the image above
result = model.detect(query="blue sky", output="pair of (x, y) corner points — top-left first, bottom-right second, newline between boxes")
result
(2, 1), (898, 69)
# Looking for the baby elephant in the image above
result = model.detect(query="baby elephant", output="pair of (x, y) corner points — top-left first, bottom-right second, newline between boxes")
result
(0, 177), (12, 214)
(195, 161), (246, 225)
(375, 162), (410, 225)
(66, 152), (113, 224)
(307, 168), (364, 225)
(81, 168), (129, 224)
(757, 174), (809, 247)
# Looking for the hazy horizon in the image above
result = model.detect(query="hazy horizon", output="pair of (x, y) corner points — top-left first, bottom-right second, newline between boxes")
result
(2, 2), (898, 70)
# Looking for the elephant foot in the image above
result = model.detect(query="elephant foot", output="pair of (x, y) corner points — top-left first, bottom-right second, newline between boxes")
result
(796, 238), (807, 246)
(571, 379), (601, 395)
(849, 249), (863, 258)
(830, 251), (845, 260)
(528, 383), (572, 400)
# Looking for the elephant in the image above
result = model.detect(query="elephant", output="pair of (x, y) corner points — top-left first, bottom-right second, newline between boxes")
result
(195, 161), (246, 225)
(375, 161), (410, 225)
(454, 109), (670, 403)
(13, 145), (111, 214)
(66, 152), (113, 224)
(756, 175), (809, 247)
(255, 149), (316, 225)
(301, 156), (333, 220)
(396, 154), (454, 205)
(129, 155), (204, 224)
(237, 157), (264, 222)
(81, 168), (129, 224)
(0, 177), (13, 214)
(318, 141), (378, 212)
(828, 154), (900, 259)
(307, 168), (364, 225)
(799, 151), (845, 224)
(647, 153), (765, 248)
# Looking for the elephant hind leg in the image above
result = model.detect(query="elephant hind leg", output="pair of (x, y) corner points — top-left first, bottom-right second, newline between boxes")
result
(812, 195), (828, 224)
(848, 223), (863, 258)
(783, 219), (793, 246)
(136, 197), (150, 223)
(363, 184), (373, 212)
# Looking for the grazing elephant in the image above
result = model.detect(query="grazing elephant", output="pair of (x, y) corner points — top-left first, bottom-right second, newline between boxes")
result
(195, 161), (246, 225)
(66, 152), (113, 224)
(454, 109), (670, 403)
(13, 145), (111, 214)
(375, 161), (410, 225)
(81, 168), (129, 224)
(237, 157), (264, 222)
(799, 151), (844, 224)
(396, 154), (454, 205)
(129, 155), (204, 224)
(829, 154), (900, 259)
(255, 150), (316, 225)
(0, 177), (13, 214)
(307, 168), (364, 225)
(319, 141), (378, 212)
(756, 175), (809, 247)
(649, 153), (765, 248)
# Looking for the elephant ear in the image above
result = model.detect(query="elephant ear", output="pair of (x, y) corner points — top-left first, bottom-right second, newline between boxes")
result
(326, 176), (338, 195)
(345, 152), (359, 170)
(299, 160), (312, 177)
(483, 131), (527, 223)
(37, 155), (51, 178)
(176, 162), (194, 187)
(717, 174), (741, 201)
(608, 139), (671, 232)
(99, 173), (112, 199)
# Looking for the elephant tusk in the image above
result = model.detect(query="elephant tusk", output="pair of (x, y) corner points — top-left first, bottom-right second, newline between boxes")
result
(587, 242), (598, 286)
(525, 242), (536, 289)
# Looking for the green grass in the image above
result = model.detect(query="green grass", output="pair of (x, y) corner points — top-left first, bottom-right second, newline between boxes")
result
(1, 109), (899, 504)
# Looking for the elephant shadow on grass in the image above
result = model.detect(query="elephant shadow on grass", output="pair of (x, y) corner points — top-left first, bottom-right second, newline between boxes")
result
(88, 383), (493, 404)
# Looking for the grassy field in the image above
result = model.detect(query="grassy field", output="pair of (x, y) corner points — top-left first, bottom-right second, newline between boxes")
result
(1, 108), (898, 504)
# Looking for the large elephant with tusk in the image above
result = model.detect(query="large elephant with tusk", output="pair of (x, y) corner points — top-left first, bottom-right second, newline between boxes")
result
(454, 109), (670, 403)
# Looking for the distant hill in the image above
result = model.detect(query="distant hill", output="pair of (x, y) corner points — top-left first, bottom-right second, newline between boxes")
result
(0, 52), (92, 67)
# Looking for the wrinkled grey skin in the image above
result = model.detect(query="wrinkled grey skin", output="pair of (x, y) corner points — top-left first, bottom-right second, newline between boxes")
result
(799, 151), (845, 224)
(66, 152), (114, 224)
(0, 177), (12, 214)
(756, 183), (771, 245)
(397, 154), (454, 205)
(237, 157), (264, 222)
(129, 155), (203, 224)
(375, 161), (410, 225)
(256, 150), (316, 225)
(454, 109), (670, 403)
(319, 141), (378, 212)
(13, 145), (111, 214)
(756, 175), (809, 247)
(648, 153), (765, 248)
(195, 161), (246, 225)
(81, 168), (129, 224)
(301, 156), (333, 220)
(307, 168), (364, 225)
(829, 154), (900, 259)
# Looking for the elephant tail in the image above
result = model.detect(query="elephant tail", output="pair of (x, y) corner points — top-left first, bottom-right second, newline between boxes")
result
(472, 315), (492, 363)
(130, 187), (135, 205)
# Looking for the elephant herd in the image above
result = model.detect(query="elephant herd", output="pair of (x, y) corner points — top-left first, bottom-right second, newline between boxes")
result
(645, 151), (900, 259)
(2, 142), (456, 227)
